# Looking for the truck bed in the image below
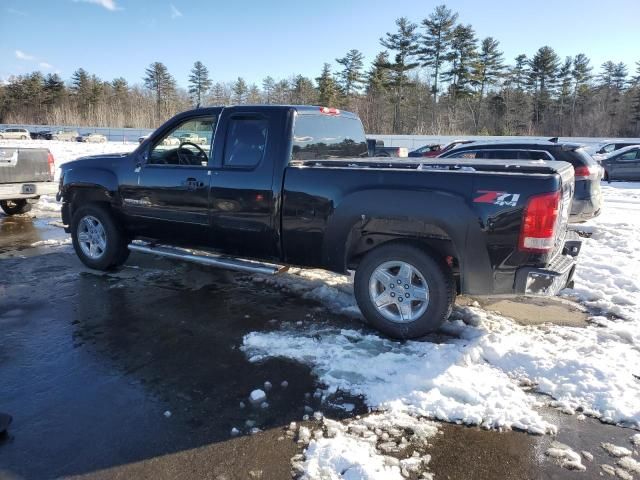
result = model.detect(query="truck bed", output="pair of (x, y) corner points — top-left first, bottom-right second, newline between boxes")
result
(292, 157), (575, 179)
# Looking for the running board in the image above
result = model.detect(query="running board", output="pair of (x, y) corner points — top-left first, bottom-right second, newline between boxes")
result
(128, 243), (288, 275)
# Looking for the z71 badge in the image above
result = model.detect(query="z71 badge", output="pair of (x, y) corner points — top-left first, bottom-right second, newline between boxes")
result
(473, 190), (521, 207)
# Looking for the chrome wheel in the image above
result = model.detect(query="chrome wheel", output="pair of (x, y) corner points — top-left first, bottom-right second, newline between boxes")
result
(368, 261), (429, 323)
(77, 215), (107, 259)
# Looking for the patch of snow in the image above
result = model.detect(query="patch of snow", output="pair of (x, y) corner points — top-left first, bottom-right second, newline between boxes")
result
(617, 456), (640, 474)
(30, 238), (71, 247)
(297, 413), (437, 480)
(249, 389), (266, 405)
(230, 427), (240, 437)
(602, 442), (632, 458)
(581, 450), (594, 462)
(545, 441), (585, 471)
(163, 410), (171, 418)
(631, 433), (640, 446)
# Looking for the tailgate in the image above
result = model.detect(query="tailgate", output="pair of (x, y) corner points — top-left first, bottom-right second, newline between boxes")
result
(0, 148), (53, 184)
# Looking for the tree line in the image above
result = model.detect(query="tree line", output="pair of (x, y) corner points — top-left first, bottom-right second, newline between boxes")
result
(1, 4), (639, 137)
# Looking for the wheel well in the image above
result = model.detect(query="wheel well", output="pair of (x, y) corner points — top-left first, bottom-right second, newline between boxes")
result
(66, 187), (114, 220)
(347, 233), (459, 273)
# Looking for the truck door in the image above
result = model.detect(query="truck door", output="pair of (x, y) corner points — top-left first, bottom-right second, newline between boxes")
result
(123, 112), (219, 245)
(208, 108), (285, 260)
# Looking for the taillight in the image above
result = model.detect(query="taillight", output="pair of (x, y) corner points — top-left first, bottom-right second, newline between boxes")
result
(47, 151), (55, 176)
(519, 191), (561, 253)
(319, 106), (340, 115)
(573, 165), (597, 179)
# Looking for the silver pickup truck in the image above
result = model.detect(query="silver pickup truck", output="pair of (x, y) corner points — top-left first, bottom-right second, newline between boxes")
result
(0, 147), (58, 215)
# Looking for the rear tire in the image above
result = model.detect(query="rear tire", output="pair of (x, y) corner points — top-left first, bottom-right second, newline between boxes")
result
(71, 204), (129, 270)
(354, 242), (454, 339)
(0, 199), (31, 215)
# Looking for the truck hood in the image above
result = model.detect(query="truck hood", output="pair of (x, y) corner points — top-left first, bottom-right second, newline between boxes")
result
(62, 152), (130, 170)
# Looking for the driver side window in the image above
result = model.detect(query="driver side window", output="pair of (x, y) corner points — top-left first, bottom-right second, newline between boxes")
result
(148, 116), (217, 166)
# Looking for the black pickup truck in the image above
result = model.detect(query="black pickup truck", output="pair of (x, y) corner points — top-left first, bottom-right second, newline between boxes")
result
(58, 105), (581, 339)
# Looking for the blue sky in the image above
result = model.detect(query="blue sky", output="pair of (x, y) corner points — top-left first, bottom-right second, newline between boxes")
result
(1, 0), (639, 88)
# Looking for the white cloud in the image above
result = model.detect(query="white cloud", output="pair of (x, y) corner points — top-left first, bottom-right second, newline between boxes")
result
(15, 50), (35, 61)
(170, 4), (182, 19)
(73, 0), (121, 11)
(39, 62), (53, 70)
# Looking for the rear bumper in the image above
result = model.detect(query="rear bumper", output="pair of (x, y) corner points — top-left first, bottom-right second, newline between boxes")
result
(513, 236), (581, 296)
(0, 181), (58, 201)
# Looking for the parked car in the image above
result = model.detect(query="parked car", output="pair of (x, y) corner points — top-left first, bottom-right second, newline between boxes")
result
(420, 139), (474, 158)
(178, 132), (208, 145)
(78, 133), (107, 143)
(601, 145), (640, 181)
(58, 106), (581, 339)
(366, 138), (408, 157)
(408, 144), (442, 158)
(31, 130), (52, 140)
(0, 128), (30, 140)
(439, 139), (602, 222)
(51, 130), (80, 142)
(592, 141), (640, 161)
(0, 147), (57, 215)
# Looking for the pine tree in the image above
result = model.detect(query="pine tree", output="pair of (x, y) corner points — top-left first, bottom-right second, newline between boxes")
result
(336, 49), (365, 97)
(262, 76), (276, 103)
(188, 61), (212, 107)
(380, 17), (420, 133)
(444, 24), (477, 99)
(291, 75), (316, 105)
(247, 84), (262, 104)
(43, 73), (65, 106)
(528, 46), (560, 125)
(316, 64), (340, 107)
(232, 77), (249, 104)
(366, 52), (392, 94)
(471, 37), (504, 132)
(143, 62), (177, 122)
(419, 4), (458, 101)
(510, 54), (529, 90)
(273, 79), (291, 104)
(209, 82), (228, 106)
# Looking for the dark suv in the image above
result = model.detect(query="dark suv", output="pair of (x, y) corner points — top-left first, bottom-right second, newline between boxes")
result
(439, 139), (602, 222)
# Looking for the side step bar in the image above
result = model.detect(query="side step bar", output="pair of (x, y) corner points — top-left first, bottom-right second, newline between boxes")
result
(128, 243), (289, 276)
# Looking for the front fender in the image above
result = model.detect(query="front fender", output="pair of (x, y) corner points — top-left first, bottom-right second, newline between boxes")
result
(60, 167), (119, 201)
(321, 188), (494, 294)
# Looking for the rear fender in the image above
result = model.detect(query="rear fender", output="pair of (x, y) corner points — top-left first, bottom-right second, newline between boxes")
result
(322, 189), (494, 294)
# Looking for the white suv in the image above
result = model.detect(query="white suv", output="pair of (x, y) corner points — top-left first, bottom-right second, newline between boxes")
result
(0, 128), (30, 140)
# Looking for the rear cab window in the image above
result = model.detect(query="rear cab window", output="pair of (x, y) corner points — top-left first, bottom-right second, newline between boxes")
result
(292, 113), (368, 160)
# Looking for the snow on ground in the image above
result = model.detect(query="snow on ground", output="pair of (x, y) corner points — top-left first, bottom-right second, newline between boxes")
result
(243, 182), (640, 478)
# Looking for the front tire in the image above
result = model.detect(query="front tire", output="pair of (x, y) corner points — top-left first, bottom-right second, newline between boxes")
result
(354, 243), (454, 339)
(0, 199), (31, 215)
(71, 204), (129, 270)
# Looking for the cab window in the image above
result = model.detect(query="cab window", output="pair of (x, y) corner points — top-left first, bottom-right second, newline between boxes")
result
(148, 116), (217, 166)
(223, 115), (268, 168)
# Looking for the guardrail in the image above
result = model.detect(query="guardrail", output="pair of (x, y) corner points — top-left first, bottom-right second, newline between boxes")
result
(0, 124), (155, 143)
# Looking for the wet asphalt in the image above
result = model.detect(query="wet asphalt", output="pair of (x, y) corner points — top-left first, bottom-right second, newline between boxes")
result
(0, 213), (638, 480)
